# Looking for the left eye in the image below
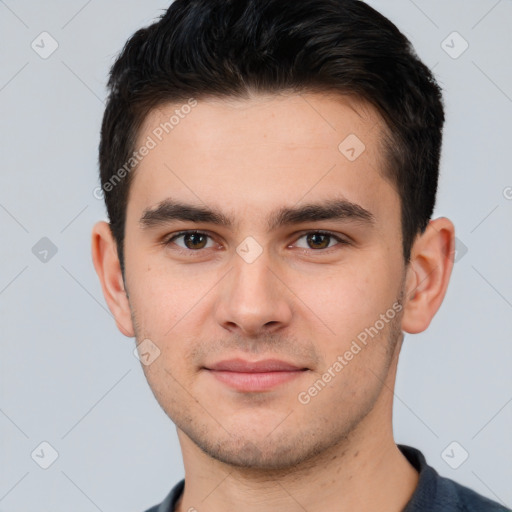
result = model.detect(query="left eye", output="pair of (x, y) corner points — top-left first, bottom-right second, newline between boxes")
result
(293, 232), (346, 250)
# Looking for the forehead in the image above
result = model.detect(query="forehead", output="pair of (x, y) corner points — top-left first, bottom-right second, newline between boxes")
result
(127, 92), (397, 224)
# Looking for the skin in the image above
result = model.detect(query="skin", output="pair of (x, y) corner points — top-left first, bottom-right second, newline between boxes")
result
(92, 92), (455, 512)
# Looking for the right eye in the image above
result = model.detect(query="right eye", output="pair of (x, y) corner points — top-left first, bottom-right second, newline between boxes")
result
(164, 230), (216, 251)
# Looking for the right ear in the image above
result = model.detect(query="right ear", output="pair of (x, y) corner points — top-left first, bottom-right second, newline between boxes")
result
(91, 221), (135, 337)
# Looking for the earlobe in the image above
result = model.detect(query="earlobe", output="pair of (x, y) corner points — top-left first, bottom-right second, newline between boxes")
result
(401, 217), (455, 334)
(91, 221), (135, 337)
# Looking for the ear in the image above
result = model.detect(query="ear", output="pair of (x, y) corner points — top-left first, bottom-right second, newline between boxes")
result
(401, 217), (455, 334)
(91, 221), (135, 337)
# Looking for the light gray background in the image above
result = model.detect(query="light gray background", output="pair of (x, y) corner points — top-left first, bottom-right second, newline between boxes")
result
(1, 0), (511, 510)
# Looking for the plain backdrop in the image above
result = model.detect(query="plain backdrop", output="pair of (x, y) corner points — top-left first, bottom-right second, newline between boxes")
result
(1, 1), (511, 510)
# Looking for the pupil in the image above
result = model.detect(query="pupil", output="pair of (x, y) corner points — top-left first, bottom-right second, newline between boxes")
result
(185, 233), (206, 249)
(308, 233), (329, 249)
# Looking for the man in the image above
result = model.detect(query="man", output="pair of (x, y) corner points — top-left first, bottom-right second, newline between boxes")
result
(91, 1), (507, 510)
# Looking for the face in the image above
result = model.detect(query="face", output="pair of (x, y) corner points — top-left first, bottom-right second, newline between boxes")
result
(123, 92), (407, 469)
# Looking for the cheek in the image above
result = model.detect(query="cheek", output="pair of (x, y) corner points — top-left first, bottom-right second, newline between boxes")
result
(290, 258), (400, 347)
(141, 362), (186, 424)
(127, 256), (215, 339)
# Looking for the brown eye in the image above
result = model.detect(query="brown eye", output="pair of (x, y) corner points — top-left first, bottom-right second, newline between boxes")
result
(166, 231), (214, 250)
(306, 233), (331, 249)
(293, 231), (348, 251)
(183, 232), (208, 249)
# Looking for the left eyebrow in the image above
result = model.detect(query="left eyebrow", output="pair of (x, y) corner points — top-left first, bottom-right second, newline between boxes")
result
(139, 197), (375, 231)
(267, 199), (375, 230)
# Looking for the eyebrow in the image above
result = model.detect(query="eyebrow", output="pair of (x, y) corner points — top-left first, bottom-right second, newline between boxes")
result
(139, 197), (375, 231)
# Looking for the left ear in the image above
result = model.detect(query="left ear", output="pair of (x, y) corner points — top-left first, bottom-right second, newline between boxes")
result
(401, 217), (455, 334)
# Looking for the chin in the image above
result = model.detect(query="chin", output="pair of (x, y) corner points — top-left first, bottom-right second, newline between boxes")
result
(183, 422), (338, 471)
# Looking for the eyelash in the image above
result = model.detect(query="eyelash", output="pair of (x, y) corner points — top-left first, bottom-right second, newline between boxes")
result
(162, 230), (350, 256)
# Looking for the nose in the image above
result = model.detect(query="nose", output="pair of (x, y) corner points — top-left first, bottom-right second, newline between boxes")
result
(214, 250), (293, 337)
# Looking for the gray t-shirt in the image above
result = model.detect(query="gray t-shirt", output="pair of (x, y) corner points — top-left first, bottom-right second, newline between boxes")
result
(144, 444), (509, 511)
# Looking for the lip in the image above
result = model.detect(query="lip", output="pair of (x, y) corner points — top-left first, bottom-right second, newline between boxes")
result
(207, 358), (305, 372)
(204, 358), (308, 392)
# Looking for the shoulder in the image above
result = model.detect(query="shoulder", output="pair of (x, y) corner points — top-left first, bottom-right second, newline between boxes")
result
(398, 445), (509, 512)
(141, 479), (185, 512)
(436, 475), (509, 512)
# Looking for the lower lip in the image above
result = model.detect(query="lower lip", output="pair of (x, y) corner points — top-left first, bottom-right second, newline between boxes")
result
(207, 370), (305, 392)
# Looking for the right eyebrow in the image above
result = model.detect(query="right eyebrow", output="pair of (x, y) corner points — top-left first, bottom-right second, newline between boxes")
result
(139, 200), (236, 230)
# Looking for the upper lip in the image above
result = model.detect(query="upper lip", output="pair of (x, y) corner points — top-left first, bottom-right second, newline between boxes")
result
(206, 358), (306, 372)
